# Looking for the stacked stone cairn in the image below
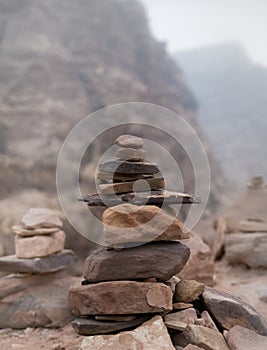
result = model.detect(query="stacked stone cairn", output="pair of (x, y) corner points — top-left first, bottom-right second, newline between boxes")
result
(0, 208), (77, 328)
(69, 135), (267, 350)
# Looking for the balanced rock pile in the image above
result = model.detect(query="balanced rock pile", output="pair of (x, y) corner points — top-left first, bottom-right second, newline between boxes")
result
(68, 135), (267, 349)
(0, 208), (77, 328)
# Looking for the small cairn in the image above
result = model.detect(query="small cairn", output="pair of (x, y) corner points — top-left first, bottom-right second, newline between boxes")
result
(68, 136), (267, 349)
(0, 208), (77, 328)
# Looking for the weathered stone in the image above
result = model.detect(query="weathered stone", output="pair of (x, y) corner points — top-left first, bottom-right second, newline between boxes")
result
(15, 230), (65, 258)
(99, 160), (159, 175)
(83, 242), (190, 282)
(12, 225), (59, 236)
(102, 203), (189, 245)
(68, 281), (173, 315)
(95, 315), (137, 322)
(226, 325), (267, 350)
(97, 172), (154, 182)
(225, 233), (267, 268)
(239, 219), (267, 232)
(98, 177), (165, 194)
(72, 316), (150, 335)
(184, 324), (229, 350)
(178, 232), (215, 286)
(202, 286), (267, 335)
(175, 280), (205, 303)
(201, 310), (218, 331)
(79, 316), (175, 350)
(115, 135), (144, 149)
(0, 249), (76, 273)
(164, 308), (198, 331)
(0, 271), (79, 328)
(115, 147), (146, 161)
(171, 332), (190, 348)
(173, 302), (193, 310)
(183, 345), (205, 350)
(21, 208), (63, 229)
(165, 276), (181, 293)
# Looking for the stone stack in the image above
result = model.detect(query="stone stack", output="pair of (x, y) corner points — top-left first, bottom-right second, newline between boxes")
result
(0, 208), (78, 328)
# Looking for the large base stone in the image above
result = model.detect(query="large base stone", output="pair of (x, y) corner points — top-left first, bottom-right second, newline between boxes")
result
(83, 242), (190, 282)
(68, 281), (173, 316)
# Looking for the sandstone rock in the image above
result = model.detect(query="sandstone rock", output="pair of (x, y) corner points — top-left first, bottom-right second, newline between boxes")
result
(226, 325), (267, 350)
(13, 225), (59, 236)
(102, 203), (189, 245)
(165, 275), (181, 293)
(184, 324), (229, 350)
(0, 249), (76, 273)
(201, 310), (218, 331)
(115, 147), (146, 161)
(202, 286), (267, 335)
(239, 219), (267, 232)
(115, 135), (144, 149)
(95, 315), (137, 322)
(175, 280), (205, 303)
(99, 160), (159, 175)
(15, 230), (65, 258)
(173, 302), (193, 310)
(0, 271), (79, 328)
(225, 233), (267, 268)
(21, 208), (63, 229)
(68, 281), (173, 315)
(164, 308), (197, 331)
(72, 315), (150, 335)
(183, 345), (204, 350)
(79, 316), (175, 350)
(178, 232), (215, 286)
(98, 177), (165, 194)
(83, 242), (190, 282)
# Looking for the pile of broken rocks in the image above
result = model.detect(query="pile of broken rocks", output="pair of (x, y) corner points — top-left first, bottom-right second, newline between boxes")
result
(68, 135), (267, 350)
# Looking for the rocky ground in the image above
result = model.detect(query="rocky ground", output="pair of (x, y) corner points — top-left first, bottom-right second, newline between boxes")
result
(0, 257), (266, 349)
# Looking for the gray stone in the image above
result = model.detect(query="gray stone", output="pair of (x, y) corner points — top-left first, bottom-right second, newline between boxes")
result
(202, 286), (267, 335)
(164, 308), (198, 331)
(79, 316), (175, 350)
(226, 325), (267, 350)
(72, 316), (150, 335)
(115, 135), (144, 149)
(175, 280), (205, 303)
(21, 208), (63, 229)
(83, 242), (190, 282)
(115, 147), (146, 161)
(0, 250), (76, 274)
(98, 160), (159, 175)
(68, 281), (173, 316)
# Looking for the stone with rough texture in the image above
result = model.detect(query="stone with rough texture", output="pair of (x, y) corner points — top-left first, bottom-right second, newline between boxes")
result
(102, 203), (189, 245)
(0, 249), (76, 273)
(201, 310), (218, 331)
(21, 208), (63, 229)
(183, 345), (205, 350)
(115, 135), (144, 149)
(164, 308), (197, 331)
(0, 271), (79, 328)
(202, 286), (267, 335)
(79, 316), (175, 350)
(72, 316), (150, 335)
(115, 147), (146, 161)
(226, 325), (267, 350)
(184, 324), (229, 350)
(178, 232), (215, 286)
(68, 281), (173, 315)
(225, 232), (267, 268)
(99, 160), (159, 175)
(12, 225), (59, 236)
(83, 242), (190, 282)
(98, 177), (165, 194)
(173, 302), (193, 310)
(175, 280), (205, 303)
(15, 230), (65, 258)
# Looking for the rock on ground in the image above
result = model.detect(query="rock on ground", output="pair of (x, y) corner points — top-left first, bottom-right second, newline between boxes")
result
(226, 325), (267, 350)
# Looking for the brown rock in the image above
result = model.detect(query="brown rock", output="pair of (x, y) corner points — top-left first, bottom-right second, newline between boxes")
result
(102, 203), (189, 245)
(226, 325), (267, 350)
(95, 315), (137, 322)
(183, 345), (205, 350)
(83, 242), (190, 282)
(115, 135), (144, 149)
(202, 286), (267, 335)
(68, 281), (173, 315)
(79, 316), (175, 350)
(184, 324), (229, 350)
(115, 147), (146, 161)
(12, 225), (59, 236)
(99, 160), (159, 175)
(15, 230), (65, 258)
(201, 310), (218, 331)
(173, 302), (193, 310)
(21, 208), (63, 229)
(175, 280), (205, 303)
(164, 308), (198, 331)
(97, 172), (154, 182)
(239, 219), (267, 232)
(98, 177), (165, 194)
(178, 232), (215, 286)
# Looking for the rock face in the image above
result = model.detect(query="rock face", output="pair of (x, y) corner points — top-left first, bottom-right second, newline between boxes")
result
(226, 325), (267, 350)
(83, 242), (190, 282)
(79, 316), (175, 350)
(21, 208), (63, 229)
(68, 281), (173, 315)
(202, 286), (267, 336)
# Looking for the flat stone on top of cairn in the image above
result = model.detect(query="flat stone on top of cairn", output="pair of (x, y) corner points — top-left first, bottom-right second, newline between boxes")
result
(115, 134), (144, 148)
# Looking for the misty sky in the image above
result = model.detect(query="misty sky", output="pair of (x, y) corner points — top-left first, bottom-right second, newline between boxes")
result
(141, 0), (267, 66)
